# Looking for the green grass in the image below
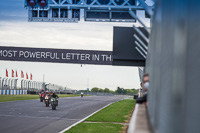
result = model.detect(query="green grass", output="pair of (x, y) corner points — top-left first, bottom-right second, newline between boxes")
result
(86, 99), (135, 122)
(66, 123), (123, 133)
(65, 99), (135, 133)
(0, 95), (39, 102)
(0, 94), (84, 102)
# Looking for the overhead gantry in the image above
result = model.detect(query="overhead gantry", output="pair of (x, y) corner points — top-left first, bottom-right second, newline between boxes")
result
(24, 0), (152, 23)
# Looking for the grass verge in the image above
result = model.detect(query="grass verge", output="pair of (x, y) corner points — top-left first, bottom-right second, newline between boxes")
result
(0, 94), (83, 102)
(0, 95), (39, 102)
(65, 99), (135, 133)
(66, 123), (123, 133)
(86, 99), (135, 122)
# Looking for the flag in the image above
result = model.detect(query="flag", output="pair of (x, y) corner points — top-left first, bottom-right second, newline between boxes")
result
(12, 69), (14, 77)
(21, 71), (24, 78)
(6, 69), (8, 77)
(16, 70), (18, 77)
(30, 73), (33, 80)
(26, 73), (28, 79)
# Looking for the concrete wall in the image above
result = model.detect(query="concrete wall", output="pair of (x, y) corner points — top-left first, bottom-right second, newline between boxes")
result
(146, 0), (200, 133)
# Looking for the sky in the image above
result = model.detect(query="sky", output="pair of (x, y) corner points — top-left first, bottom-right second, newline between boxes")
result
(0, 0), (151, 90)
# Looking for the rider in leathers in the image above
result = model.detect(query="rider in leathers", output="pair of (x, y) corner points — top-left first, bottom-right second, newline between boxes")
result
(51, 92), (59, 105)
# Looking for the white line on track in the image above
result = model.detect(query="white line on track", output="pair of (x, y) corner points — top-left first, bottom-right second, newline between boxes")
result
(59, 102), (113, 133)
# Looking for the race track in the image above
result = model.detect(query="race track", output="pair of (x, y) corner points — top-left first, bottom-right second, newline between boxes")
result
(0, 96), (125, 133)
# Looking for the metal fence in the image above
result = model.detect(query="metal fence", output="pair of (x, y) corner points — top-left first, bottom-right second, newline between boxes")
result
(145, 0), (200, 133)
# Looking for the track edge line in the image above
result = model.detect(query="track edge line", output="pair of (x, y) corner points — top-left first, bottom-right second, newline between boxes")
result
(59, 102), (113, 133)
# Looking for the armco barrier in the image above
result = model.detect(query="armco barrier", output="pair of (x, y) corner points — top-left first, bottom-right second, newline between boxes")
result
(0, 90), (27, 95)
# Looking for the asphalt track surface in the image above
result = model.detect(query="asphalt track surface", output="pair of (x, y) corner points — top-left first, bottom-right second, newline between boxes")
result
(0, 96), (126, 133)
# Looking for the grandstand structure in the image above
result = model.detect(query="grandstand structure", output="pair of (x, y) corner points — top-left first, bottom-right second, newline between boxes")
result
(0, 77), (73, 95)
(24, 0), (151, 23)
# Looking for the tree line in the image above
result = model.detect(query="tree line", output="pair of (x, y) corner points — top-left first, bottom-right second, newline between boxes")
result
(78, 87), (138, 95)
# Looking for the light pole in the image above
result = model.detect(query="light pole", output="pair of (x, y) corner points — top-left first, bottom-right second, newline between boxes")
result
(87, 78), (89, 94)
(43, 74), (45, 83)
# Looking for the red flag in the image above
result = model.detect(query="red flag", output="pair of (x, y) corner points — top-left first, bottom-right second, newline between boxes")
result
(16, 70), (18, 77)
(30, 73), (33, 80)
(26, 73), (28, 79)
(12, 69), (14, 77)
(6, 69), (8, 77)
(21, 71), (24, 78)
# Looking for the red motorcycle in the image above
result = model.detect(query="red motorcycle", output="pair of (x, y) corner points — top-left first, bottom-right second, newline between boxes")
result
(44, 94), (50, 107)
(39, 92), (45, 102)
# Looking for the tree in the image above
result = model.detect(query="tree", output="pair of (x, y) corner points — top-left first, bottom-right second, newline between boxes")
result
(126, 89), (134, 95)
(116, 87), (123, 94)
(99, 89), (104, 92)
(109, 90), (115, 94)
(132, 89), (138, 94)
(104, 88), (110, 93)
(122, 88), (127, 94)
(114, 87), (138, 95)
(91, 87), (99, 92)
(78, 89), (88, 93)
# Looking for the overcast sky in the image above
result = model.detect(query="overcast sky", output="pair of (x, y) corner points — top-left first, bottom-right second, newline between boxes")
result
(0, 0), (151, 90)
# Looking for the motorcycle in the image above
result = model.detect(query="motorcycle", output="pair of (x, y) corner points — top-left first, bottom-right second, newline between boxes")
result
(39, 93), (45, 102)
(51, 98), (58, 110)
(44, 94), (50, 107)
(81, 94), (83, 98)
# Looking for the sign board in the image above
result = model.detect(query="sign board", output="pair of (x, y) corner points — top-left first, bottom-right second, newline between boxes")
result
(0, 46), (112, 65)
(112, 27), (147, 66)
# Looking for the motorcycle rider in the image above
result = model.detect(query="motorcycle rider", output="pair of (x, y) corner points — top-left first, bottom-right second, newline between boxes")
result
(44, 90), (51, 106)
(40, 89), (45, 94)
(39, 89), (45, 102)
(51, 92), (59, 105)
(45, 90), (51, 96)
(39, 89), (45, 97)
(81, 92), (84, 97)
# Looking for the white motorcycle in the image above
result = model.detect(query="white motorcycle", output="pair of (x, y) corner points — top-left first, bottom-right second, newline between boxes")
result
(51, 98), (58, 110)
